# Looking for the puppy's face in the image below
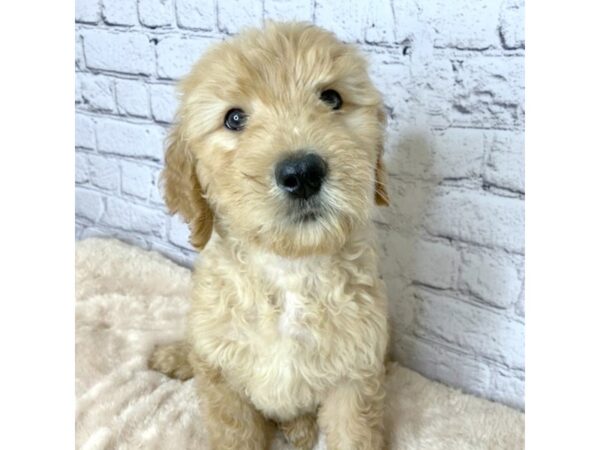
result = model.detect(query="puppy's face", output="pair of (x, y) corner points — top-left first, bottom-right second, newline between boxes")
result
(163, 23), (388, 257)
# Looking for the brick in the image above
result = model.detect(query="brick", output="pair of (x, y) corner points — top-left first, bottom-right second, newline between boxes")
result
(168, 215), (196, 250)
(385, 125), (486, 181)
(83, 30), (155, 75)
(389, 0), (424, 44)
(489, 366), (524, 410)
(96, 118), (166, 160)
(377, 228), (413, 280)
(420, 0), (504, 50)
(424, 188), (524, 253)
(75, 35), (85, 70)
(263, 0), (312, 22)
(413, 288), (524, 369)
(385, 278), (416, 331)
(75, 153), (90, 184)
(76, 0), (101, 24)
(378, 176), (433, 231)
(150, 84), (178, 123)
(515, 283), (524, 318)
(379, 230), (461, 291)
(217, 0), (262, 34)
(80, 226), (149, 249)
(121, 161), (153, 199)
(75, 222), (85, 240)
(77, 73), (116, 112)
(156, 36), (219, 79)
(102, 0), (138, 26)
(314, 0), (366, 43)
(484, 130), (524, 193)
(394, 334), (491, 399)
(76, 188), (104, 222)
(150, 170), (166, 205)
(139, 0), (173, 28)
(459, 247), (522, 309)
(499, 0), (525, 50)
(79, 226), (102, 239)
(417, 58), (456, 130)
(382, 124), (431, 179)
(431, 128), (486, 180)
(412, 239), (460, 289)
(101, 196), (165, 236)
(75, 75), (83, 105)
(115, 79), (150, 118)
(87, 154), (120, 191)
(365, 49), (413, 121)
(445, 57), (524, 130)
(364, 0), (395, 43)
(75, 114), (96, 149)
(176, 0), (216, 30)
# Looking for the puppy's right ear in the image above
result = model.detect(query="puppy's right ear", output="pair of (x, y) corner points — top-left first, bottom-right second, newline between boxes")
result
(162, 124), (214, 249)
(374, 106), (390, 206)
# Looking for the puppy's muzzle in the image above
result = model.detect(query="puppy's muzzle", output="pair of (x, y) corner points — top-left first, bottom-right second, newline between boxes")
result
(275, 152), (328, 200)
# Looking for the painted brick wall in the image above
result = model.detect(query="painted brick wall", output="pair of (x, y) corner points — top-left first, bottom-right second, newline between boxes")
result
(75, 0), (525, 409)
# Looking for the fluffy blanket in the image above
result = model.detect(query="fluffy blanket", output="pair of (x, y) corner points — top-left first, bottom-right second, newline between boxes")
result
(75, 238), (524, 450)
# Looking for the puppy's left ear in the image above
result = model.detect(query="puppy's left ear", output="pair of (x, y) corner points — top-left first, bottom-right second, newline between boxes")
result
(374, 107), (390, 206)
(162, 123), (214, 249)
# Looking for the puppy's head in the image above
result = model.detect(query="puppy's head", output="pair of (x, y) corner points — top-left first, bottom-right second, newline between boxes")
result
(163, 22), (388, 257)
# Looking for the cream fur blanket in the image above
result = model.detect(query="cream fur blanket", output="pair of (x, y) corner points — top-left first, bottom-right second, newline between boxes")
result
(75, 238), (524, 450)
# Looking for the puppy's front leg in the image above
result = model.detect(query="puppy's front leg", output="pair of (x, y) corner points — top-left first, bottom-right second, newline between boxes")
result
(280, 413), (319, 450)
(318, 372), (386, 450)
(189, 352), (273, 450)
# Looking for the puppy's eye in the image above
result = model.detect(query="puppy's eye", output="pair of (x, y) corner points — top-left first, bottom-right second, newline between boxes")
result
(320, 89), (343, 110)
(224, 108), (247, 131)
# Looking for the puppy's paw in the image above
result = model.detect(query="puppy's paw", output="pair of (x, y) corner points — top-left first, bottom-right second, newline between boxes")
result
(148, 341), (194, 381)
(280, 414), (319, 450)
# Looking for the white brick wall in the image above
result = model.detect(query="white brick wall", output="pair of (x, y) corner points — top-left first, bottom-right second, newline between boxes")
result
(75, 0), (525, 409)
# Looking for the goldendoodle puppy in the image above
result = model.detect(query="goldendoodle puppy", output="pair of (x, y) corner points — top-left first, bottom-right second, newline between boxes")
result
(149, 21), (390, 450)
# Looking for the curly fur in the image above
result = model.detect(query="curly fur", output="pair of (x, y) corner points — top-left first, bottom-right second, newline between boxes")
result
(150, 22), (391, 450)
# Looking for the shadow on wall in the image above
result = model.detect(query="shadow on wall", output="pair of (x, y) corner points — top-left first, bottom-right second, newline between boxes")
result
(377, 127), (496, 397)
(377, 123), (525, 409)
(375, 128), (435, 353)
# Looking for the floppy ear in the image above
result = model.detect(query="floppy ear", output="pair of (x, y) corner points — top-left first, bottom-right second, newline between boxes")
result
(374, 155), (389, 206)
(162, 124), (214, 249)
(374, 107), (390, 206)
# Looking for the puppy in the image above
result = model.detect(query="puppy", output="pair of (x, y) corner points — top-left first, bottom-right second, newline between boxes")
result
(149, 22), (390, 450)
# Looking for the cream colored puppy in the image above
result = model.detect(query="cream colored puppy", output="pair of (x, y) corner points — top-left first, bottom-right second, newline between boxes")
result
(149, 22), (390, 450)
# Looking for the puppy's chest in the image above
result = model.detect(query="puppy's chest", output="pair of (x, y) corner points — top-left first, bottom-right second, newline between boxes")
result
(274, 290), (312, 340)
(193, 250), (385, 418)
(255, 255), (331, 341)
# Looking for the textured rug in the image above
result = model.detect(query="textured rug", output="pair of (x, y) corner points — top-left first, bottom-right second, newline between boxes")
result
(75, 238), (524, 450)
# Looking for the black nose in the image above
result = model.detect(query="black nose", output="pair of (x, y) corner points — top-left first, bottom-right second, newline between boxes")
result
(275, 152), (328, 200)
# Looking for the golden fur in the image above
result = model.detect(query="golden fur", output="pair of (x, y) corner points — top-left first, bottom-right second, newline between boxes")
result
(149, 22), (390, 450)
